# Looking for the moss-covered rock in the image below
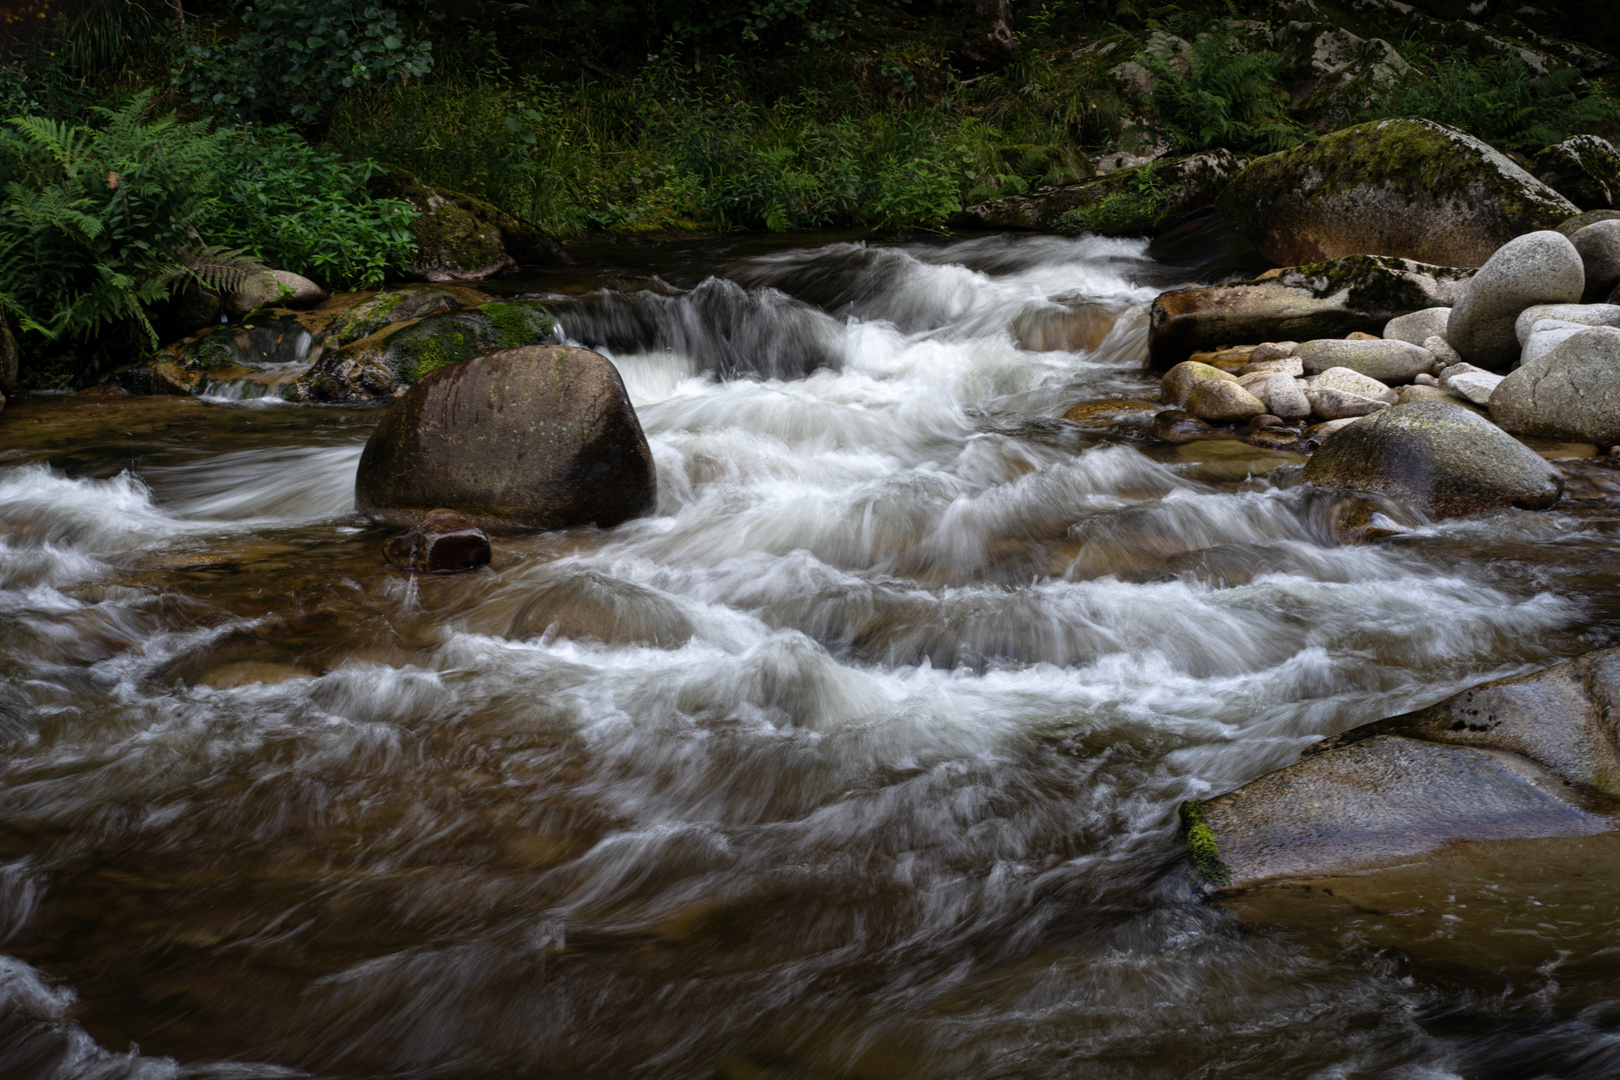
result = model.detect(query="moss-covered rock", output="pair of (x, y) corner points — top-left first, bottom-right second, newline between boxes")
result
(1147, 254), (1474, 369)
(1534, 135), (1620, 211)
(289, 300), (556, 405)
(951, 150), (1244, 236)
(370, 169), (568, 282)
(1215, 118), (1578, 267)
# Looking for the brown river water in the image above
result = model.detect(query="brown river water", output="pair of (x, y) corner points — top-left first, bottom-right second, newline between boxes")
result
(3, 224), (1620, 1078)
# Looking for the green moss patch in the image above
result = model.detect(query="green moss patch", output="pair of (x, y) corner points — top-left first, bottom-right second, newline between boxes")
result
(1178, 800), (1231, 887)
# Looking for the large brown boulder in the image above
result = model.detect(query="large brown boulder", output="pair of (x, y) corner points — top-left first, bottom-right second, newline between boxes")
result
(354, 345), (657, 532)
(1215, 119), (1577, 267)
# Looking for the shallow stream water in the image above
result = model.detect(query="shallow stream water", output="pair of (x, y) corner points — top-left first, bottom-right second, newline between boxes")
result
(3, 224), (1620, 1079)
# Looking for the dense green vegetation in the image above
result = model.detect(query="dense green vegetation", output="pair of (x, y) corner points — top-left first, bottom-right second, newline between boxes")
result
(1, 0), (1619, 388)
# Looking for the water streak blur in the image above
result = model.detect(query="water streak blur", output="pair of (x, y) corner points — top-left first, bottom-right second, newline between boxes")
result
(1, 228), (1618, 1080)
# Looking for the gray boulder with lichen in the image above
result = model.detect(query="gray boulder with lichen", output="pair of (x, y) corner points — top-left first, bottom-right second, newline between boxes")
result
(1215, 119), (1577, 267)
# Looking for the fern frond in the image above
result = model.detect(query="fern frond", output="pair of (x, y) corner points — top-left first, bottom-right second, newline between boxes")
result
(175, 243), (269, 293)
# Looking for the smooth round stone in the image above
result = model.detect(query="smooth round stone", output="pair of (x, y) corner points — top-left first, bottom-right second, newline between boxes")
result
(1296, 338), (1434, 382)
(1447, 231), (1585, 370)
(1423, 334), (1462, 368)
(1307, 366), (1392, 398)
(1572, 221), (1620, 302)
(1513, 302), (1620, 344)
(1265, 374), (1312, 420)
(1383, 307), (1451, 347)
(1312, 387), (1389, 420)
(1161, 360), (1237, 406)
(1186, 378), (1268, 423)
(1304, 400), (1563, 518)
(355, 345), (657, 531)
(1492, 326), (1620, 447)
(1151, 409), (1222, 443)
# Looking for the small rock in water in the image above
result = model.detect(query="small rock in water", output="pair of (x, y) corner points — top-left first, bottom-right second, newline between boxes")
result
(1239, 356), (1303, 377)
(1446, 231), (1586, 370)
(1572, 220), (1620, 302)
(1312, 387), (1390, 420)
(1248, 341), (1300, 365)
(383, 509), (492, 574)
(1492, 325), (1620, 447)
(1423, 334), (1463, 369)
(1297, 338), (1434, 382)
(1304, 400), (1563, 518)
(1265, 374), (1312, 420)
(1383, 307), (1451, 347)
(1151, 409), (1222, 443)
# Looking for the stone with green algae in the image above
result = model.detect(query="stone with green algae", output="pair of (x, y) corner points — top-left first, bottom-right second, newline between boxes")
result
(1215, 118), (1577, 268)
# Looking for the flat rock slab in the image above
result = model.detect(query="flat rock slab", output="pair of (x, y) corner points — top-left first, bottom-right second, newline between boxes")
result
(1197, 734), (1613, 895)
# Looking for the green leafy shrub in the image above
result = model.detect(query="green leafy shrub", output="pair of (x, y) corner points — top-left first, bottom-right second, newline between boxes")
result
(1130, 28), (1302, 154)
(1367, 48), (1620, 151)
(208, 127), (417, 289)
(0, 91), (261, 382)
(175, 0), (432, 125)
(1056, 161), (1168, 236)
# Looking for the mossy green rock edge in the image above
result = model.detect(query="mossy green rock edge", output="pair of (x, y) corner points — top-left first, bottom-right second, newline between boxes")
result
(1216, 118), (1578, 268)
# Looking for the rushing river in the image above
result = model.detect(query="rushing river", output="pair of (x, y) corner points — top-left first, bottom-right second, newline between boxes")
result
(3, 224), (1620, 1079)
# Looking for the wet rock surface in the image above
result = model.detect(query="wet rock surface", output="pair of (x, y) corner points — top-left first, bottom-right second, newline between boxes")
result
(1303, 400), (1563, 518)
(355, 345), (657, 532)
(1189, 648), (1620, 896)
(382, 509), (492, 574)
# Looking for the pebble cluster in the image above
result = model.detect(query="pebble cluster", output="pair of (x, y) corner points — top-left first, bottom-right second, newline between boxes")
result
(1151, 224), (1620, 455)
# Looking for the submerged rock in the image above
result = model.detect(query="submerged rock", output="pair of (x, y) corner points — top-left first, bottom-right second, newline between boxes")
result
(383, 509), (492, 574)
(1303, 400), (1563, 518)
(1185, 648), (1620, 895)
(1215, 119), (1577, 267)
(1147, 255), (1472, 370)
(951, 150), (1242, 235)
(1491, 326), (1620, 447)
(1446, 231), (1586, 370)
(355, 345), (657, 532)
